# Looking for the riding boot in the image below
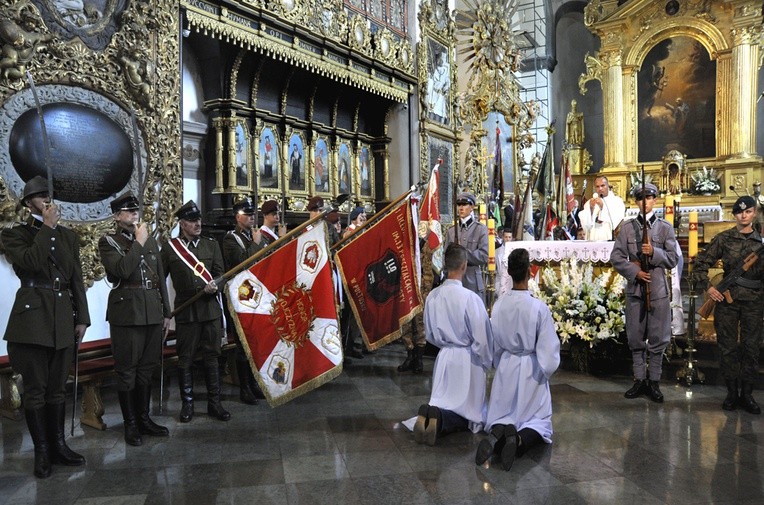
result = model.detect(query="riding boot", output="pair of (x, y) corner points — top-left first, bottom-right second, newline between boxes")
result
(45, 403), (86, 465)
(740, 381), (761, 415)
(178, 367), (194, 423)
(236, 358), (258, 405)
(624, 379), (647, 399)
(249, 370), (265, 399)
(647, 380), (664, 403)
(204, 360), (231, 421)
(117, 390), (142, 446)
(722, 379), (738, 411)
(25, 408), (51, 478)
(412, 346), (424, 374)
(135, 384), (169, 436)
(397, 349), (414, 372)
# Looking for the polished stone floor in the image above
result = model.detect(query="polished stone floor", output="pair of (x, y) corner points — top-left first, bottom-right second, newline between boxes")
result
(1, 345), (764, 505)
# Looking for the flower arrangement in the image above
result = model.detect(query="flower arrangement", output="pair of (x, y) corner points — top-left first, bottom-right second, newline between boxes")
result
(530, 259), (626, 348)
(691, 166), (721, 194)
(628, 172), (655, 196)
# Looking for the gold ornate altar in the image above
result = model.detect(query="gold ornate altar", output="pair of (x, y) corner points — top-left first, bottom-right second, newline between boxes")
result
(577, 0), (763, 208)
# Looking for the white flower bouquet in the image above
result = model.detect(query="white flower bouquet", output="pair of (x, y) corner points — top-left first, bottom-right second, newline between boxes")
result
(691, 166), (721, 194)
(530, 258), (626, 348)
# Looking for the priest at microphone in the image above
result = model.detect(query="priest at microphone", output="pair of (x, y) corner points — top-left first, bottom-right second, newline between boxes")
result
(578, 175), (625, 241)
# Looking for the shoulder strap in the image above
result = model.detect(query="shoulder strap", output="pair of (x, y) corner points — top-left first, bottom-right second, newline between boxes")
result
(168, 238), (214, 283)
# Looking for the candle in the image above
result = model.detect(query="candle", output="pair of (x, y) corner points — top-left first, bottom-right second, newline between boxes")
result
(664, 194), (674, 219)
(487, 218), (496, 272)
(479, 204), (487, 226)
(688, 210), (698, 259)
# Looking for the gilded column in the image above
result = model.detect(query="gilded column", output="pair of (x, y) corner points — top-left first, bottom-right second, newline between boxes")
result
(212, 117), (224, 193)
(716, 51), (734, 159)
(226, 118), (236, 191)
(729, 25), (761, 158)
(622, 65), (638, 166)
(602, 50), (626, 169)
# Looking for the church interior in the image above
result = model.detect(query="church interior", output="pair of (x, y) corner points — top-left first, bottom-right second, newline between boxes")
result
(1, 0), (764, 503)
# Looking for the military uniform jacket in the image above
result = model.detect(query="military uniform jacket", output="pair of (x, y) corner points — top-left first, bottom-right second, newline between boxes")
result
(222, 228), (262, 271)
(259, 225), (279, 247)
(610, 215), (679, 300)
(161, 235), (224, 324)
(445, 218), (489, 293)
(99, 230), (171, 326)
(2, 218), (91, 349)
(692, 226), (764, 303)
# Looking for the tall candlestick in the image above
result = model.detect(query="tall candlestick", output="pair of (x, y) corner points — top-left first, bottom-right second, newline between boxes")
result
(688, 210), (698, 258)
(487, 218), (496, 272)
(479, 204), (487, 226)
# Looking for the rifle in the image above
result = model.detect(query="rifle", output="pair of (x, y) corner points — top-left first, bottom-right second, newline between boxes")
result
(639, 164), (652, 312)
(697, 245), (764, 319)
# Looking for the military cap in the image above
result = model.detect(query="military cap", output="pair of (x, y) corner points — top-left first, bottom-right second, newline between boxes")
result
(232, 198), (256, 215)
(21, 175), (49, 203)
(326, 211), (340, 224)
(110, 192), (140, 213)
(307, 196), (324, 212)
(261, 200), (279, 215)
(175, 200), (201, 221)
(632, 183), (658, 199)
(456, 192), (476, 206)
(732, 195), (756, 215)
(349, 207), (365, 222)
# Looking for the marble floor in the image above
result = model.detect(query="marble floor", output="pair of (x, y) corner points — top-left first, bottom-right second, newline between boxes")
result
(1, 345), (763, 505)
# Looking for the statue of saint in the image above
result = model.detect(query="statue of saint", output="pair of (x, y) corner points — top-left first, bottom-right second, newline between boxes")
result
(565, 100), (584, 146)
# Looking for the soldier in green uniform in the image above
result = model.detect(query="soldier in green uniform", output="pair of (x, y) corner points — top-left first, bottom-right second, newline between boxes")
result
(222, 197), (263, 405)
(161, 201), (230, 423)
(2, 176), (90, 478)
(693, 196), (763, 414)
(99, 192), (171, 445)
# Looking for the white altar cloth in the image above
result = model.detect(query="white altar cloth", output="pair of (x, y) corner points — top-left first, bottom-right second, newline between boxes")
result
(502, 240), (615, 264)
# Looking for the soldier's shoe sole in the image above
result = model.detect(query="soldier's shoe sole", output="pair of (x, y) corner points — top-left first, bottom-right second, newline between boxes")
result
(413, 404), (428, 444)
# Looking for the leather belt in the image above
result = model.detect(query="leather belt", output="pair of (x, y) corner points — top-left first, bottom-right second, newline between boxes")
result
(21, 279), (70, 291)
(118, 280), (158, 290)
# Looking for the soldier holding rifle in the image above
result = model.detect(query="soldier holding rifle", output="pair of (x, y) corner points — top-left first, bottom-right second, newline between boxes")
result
(2, 176), (90, 478)
(610, 183), (678, 403)
(161, 201), (230, 423)
(693, 196), (763, 414)
(99, 192), (171, 445)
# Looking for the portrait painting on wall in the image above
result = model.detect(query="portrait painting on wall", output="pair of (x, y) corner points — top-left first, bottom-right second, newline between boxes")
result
(233, 121), (250, 189)
(287, 132), (306, 192)
(426, 38), (451, 126)
(426, 134), (453, 222)
(314, 137), (331, 194)
(637, 36), (716, 162)
(258, 126), (280, 191)
(338, 142), (353, 195)
(358, 144), (373, 197)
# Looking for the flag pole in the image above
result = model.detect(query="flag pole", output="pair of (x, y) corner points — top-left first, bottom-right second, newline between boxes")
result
(331, 188), (414, 251)
(171, 194), (349, 318)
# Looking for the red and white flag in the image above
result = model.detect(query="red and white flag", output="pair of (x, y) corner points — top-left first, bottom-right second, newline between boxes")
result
(227, 225), (341, 407)
(419, 162), (444, 275)
(335, 202), (423, 350)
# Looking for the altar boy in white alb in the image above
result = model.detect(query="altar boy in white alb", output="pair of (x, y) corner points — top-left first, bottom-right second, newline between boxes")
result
(412, 243), (493, 446)
(476, 247), (560, 471)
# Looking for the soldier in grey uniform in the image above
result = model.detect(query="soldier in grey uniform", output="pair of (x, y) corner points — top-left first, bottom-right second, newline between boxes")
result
(444, 192), (488, 302)
(161, 201), (230, 423)
(610, 183), (679, 403)
(99, 192), (171, 445)
(222, 197), (263, 405)
(2, 176), (90, 478)
(693, 196), (763, 414)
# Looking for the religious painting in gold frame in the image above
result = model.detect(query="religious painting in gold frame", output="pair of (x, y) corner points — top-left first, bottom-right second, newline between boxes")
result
(337, 141), (353, 197)
(423, 37), (452, 127)
(425, 132), (454, 224)
(637, 36), (716, 163)
(286, 130), (308, 196)
(228, 117), (252, 193)
(312, 135), (332, 197)
(257, 123), (281, 196)
(358, 143), (374, 199)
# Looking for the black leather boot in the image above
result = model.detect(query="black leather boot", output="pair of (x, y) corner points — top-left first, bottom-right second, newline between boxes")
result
(412, 346), (424, 374)
(647, 380), (664, 403)
(475, 425), (504, 465)
(249, 370), (265, 399)
(25, 408), (51, 478)
(117, 390), (142, 446)
(722, 379), (738, 411)
(204, 360), (231, 421)
(135, 384), (169, 436)
(46, 403), (86, 465)
(740, 381), (761, 415)
(624, 379), (647, 399)
(397, 349), (414, 372)
(237, 358), (258, 405)
(178, 368), (194, 423)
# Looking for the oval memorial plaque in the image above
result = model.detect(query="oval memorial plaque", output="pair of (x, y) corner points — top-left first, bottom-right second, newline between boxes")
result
(9, 103), (133, 204)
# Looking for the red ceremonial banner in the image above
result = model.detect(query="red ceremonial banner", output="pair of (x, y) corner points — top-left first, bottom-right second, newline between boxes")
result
(227, 225), (342, 407)
(335, 202), (423, 350)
